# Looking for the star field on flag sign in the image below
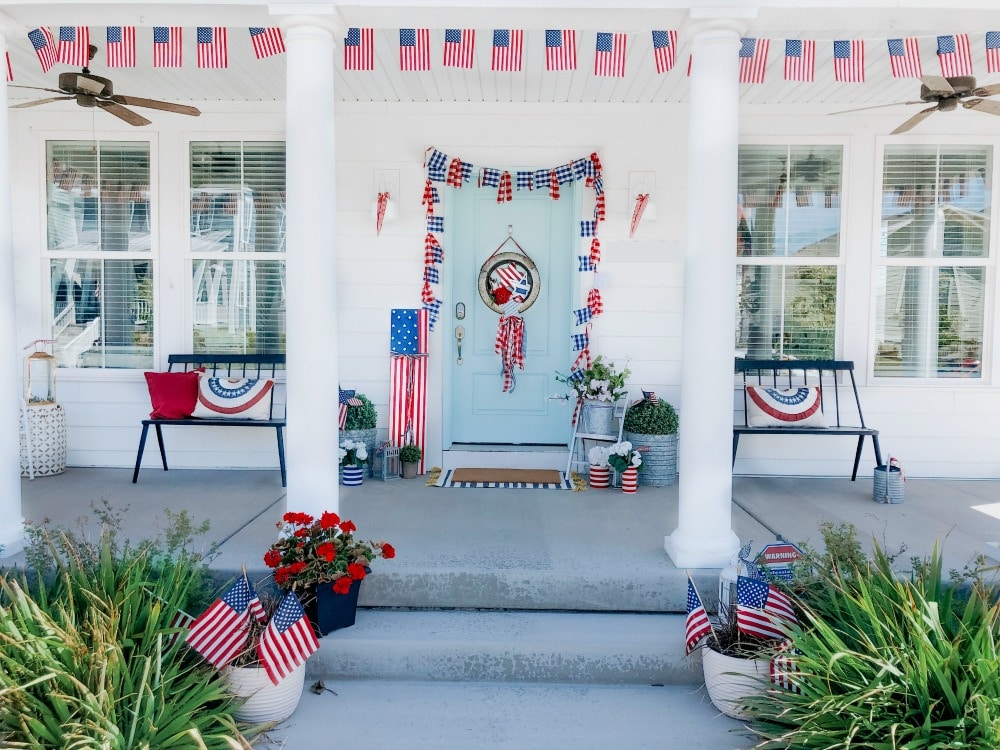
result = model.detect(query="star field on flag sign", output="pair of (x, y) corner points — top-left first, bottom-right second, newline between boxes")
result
(391, 309), (422, 354)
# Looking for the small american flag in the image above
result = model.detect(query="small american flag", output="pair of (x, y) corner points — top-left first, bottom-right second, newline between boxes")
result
(736, 575), (797, 641)
(57, 26), (90, 67)
(153, 27), (182, 68)
(642, 390), (660, 407)
(28, 28), (56, 73)
(887, 37), (922, 78)
(573, 306), (592, 326)
(443, 28), (475, 69)
(516, 171), (533, 190)
(937, 34), (972, 77)
(399, 28), (430, 71)
(784, 39), (814, 82)
(186, 574), (258, 669)
(164, 608), (196, 649)
(257, 593), (320, 685)
(739, 37), (769, 83)
(106, 26), (136, 67)
(594, 32), (626, 77)
(197, 27), (228, 68)
(339, 388), (363, 429)
(987, 32), (1000, 74)
(652, 30), (677, 74)
(250, 27), (285, 59)
(344, 27), (374, 71)
(545, 29), (576, 71)
(770, 638), (802, 693)
(833, 39), (864, 82)
(491, 29), (523, 72)
(685, 577), (713, 654)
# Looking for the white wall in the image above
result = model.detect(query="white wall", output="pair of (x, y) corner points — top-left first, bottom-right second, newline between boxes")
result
(9, 99), (1000, 478)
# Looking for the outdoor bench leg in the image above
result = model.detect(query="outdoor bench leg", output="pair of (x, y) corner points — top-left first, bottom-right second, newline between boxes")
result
(154, 423), (169, 471)
(732, 433), (740, 467)
(851, 435), (864, 481)
(132, 423), (150, 483)
(276, 426), (287, 487)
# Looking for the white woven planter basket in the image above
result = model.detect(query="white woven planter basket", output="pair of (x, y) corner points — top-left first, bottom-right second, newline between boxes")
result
(222, 661), (305, 724)
(702, 647), (770, 720)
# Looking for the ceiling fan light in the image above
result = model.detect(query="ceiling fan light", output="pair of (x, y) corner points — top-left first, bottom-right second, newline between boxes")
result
(75, 76), (105, 95)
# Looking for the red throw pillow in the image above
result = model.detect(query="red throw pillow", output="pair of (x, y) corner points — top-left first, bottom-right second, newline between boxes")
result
(144, 371), (201, 419)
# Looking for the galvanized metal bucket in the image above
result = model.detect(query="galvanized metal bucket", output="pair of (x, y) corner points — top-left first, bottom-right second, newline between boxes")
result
(624, 432), (678, 486)
(873, 465), (904, 504)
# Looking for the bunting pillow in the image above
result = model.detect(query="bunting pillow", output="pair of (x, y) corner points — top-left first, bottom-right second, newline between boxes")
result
(192, 377), (274, 420)
(746, 385), (826, 427)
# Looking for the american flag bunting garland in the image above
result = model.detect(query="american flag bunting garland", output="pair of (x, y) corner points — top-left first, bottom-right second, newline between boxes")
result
(887, 37), (922, 78)
(197, 27), (228, 68)
(257, 592), (319, 685)
(185, 574), (259, 669)
(250, 27), (285, 59)
(594, 32), (626, 77)
(685, 576), (713, 654)
(739, 37), (769, 84)
(28, 27), (57, 73)
(833, 39), (864, 82)
(937, 34), (973, 77)
(443, 28), (475, 69)
(492, 29), (523, 72)
(344, 27), (375, 71)
(57, 26), (90, 67)
(545, 29), (577, 71)
(107, 26), (136, 67)
(399, 28), (431, 71)
(784, 39), (815, 82)
(5, 52), (11, 83)
(652, 30), (677, 74)
(153, 27), (182, 68)
(987, 32), (1000, 74)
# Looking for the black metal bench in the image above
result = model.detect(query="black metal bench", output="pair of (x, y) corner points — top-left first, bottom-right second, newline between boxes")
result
(733, 358), (882, 481)
(133, 353), (287, 486)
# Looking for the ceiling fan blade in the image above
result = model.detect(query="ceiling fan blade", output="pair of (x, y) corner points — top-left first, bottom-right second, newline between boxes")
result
(829, 100), (923, 115)
(890, 106), (938, 135)
(96, 100), (151, 127)
(963, 98), (1000, 116)
(11, 96), (75, 109)
(972, 83), (1000, 98)
(110, 95), (200, 116)
(9, 84), (66, 96)
(920, 75), (954, 96)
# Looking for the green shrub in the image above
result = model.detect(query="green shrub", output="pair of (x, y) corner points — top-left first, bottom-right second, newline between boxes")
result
(622, 398), (678, 434)
(747, 539), (1000, 749)
(399, 443), (422, 464)
(344, 393), (377, 430)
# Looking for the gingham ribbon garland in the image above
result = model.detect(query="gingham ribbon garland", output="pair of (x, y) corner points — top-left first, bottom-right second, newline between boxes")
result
(495, 313), (525, 393)
(548, 169), (560, 200)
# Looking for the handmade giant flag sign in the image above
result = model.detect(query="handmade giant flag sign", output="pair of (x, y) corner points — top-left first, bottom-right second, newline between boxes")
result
(344, 27), (374, 71)
(739, 38), (769, 83)
(594, 32), (626, 77)
(736, 575), (797, 640)
(153, 26), (182, 68)
(443, 28), (475, 68)
(746, 385), (826, 427)
(685, 576), (713, 654)
(491, 29), (523, 71)
(399, 28), (430, 70)
(106, 26), (136, 67)
(887, 37), (922, 78)
(784, 39), (814, 82)
(257, 593), (319, 685)
(652, 30), (677, 74)
(545, 29), (576, 70)
(186, 574), (257, 668)
(250, 27), (285, 59)
(389, 309), (429, 471)
(28, 28), (56, 73)
(987, 32), (1000, 74)
(833, 39), (865, 82)
(937, 34), (972, 77)
(197, 27), (228, 68)
(57, 26), (90, 67)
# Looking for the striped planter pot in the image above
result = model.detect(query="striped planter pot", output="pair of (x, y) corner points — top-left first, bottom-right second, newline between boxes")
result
(620, 466), (639, 494)
(588, 465), (611, 489)
(341, 465), (364, 486)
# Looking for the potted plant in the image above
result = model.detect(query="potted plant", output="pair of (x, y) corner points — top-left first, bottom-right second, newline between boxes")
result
(399, 443), (422, 479)
(339, 438), (369, 486)
(587, 445), (611, 488)
(606, 441), (642, 493)
(622, 394), (679, 486)
(263, 510), (395, 637)
(556, 355), (631, 435)
(341, 393), (377, 476)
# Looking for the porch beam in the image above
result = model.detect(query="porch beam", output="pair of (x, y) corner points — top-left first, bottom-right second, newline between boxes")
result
(665, 20), (742, 568)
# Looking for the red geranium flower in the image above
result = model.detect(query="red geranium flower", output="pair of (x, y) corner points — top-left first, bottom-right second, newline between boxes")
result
(293, 528), (310, 538)
(320, 511), (341, 529)
(380, 542), (396, 559)
(289, 561), (307, 575)
(339, 520), (357, 534)
(333, 576), (354, 594)
(347, 562), (367, 580)
(274, 567), (291, 585)
(264, 549), (283, 567)
(317, 542), (336, 562)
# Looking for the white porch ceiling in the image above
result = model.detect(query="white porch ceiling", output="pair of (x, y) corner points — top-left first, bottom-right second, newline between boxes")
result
(3, 3), (1000, 111)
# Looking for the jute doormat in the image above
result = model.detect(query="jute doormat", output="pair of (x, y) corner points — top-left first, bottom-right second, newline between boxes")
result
(433, 467), (573, 489)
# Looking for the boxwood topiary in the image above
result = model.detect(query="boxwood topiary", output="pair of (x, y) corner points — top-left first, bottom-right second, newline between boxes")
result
(622, 399), (678, 435)
(399, 444), (422, 464)
(344, 394), (377, 430)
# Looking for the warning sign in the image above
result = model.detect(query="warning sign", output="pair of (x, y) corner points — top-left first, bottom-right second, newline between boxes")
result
(754, 541), (805, 581)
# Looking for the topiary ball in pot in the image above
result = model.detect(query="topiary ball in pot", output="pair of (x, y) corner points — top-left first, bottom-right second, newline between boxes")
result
(622, 398), (678, 486)
(341, 394), (377, 476)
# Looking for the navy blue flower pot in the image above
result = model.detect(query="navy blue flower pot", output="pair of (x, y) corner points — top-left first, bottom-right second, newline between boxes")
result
(305, 578), (363, 636)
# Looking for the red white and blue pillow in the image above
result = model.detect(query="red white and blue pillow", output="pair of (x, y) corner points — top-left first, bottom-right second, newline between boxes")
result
(192, 377), (274, 420)
(746, 385), (826, 427)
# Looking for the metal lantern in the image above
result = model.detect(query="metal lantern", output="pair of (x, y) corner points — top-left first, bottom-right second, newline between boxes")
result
(25, 340), (57, 405)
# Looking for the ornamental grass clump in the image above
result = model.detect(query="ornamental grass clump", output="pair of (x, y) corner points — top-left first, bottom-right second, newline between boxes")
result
(746, 536), (1000, 749)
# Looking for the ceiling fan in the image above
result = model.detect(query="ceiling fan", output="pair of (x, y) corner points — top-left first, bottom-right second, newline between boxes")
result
(833, 75), (1000, 134)
(9, 44), (200, 126)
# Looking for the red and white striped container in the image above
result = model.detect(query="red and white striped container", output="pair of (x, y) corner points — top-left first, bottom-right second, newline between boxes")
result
(620, 466), (639, 494)
(588, 465), (611, 489)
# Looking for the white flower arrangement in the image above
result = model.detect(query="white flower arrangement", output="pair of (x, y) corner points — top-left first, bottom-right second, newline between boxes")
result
(339, 438), (369, 467)
(607, 441), (642, 473)
(588, 445), (610, 467)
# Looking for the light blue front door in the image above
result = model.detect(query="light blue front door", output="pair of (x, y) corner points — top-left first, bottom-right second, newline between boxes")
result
(447, 183), (575, 444)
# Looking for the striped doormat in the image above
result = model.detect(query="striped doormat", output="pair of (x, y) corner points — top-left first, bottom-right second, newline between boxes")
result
(432, 467), (574, 489)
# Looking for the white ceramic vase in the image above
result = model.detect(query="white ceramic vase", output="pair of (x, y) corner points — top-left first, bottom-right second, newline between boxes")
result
(222, 661), (306, 724)
(701, 647), (770, 720)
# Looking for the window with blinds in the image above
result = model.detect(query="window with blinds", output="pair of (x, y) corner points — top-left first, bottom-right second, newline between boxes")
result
(736, 145), (842, 360)
(190, 142), (286, 354)
(45, 140), (153, 369)
(875, 145), (990, 378)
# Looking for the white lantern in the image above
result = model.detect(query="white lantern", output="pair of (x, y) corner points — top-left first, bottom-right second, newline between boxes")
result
(25, 340), (57, 405)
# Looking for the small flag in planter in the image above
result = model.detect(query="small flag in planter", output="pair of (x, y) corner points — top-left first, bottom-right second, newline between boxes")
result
(735, 575), (797, 640)
(186, 573), (259, 669)
(257, 592), (319, 685)
(339, 388), (363, 429)
(685, 576), (713, 654)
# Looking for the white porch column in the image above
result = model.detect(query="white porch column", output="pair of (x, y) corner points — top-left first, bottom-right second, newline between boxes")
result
(665, 22), (743, 568)
(0, 26), (24, 554)
(282, 14), (339, 517)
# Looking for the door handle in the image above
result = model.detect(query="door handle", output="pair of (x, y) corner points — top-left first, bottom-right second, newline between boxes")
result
(455, 325), (465, 365)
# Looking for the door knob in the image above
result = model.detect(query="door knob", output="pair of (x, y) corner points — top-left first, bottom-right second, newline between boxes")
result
(455, 325), (465, 365)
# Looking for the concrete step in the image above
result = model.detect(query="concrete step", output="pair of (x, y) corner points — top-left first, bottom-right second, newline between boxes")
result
(307, 609), (702, 685)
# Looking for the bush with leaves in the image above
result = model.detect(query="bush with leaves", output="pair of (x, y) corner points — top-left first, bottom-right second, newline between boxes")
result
(622, 398), (678, 435)
(0, 503), (254, 749)
(343, 394), (377, 430)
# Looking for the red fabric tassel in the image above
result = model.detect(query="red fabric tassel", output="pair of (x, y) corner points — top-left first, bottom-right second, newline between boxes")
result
(446, 158), (464, 188)
(590, 238), (601, 265)
(587, 288), (603, 316)
(422, 179), (435, 216)
(590, 152), (602, 173)
(497, 171), (512, 203)
(421, 282), (435, 304)
(594, 193), (606, 223)
(549, 169), (560, 200)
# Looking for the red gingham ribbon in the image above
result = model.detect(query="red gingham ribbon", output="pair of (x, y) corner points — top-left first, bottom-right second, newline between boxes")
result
(590, 238), (601, 265)
(569, 347), (592, 427)
(421, 282), (435, 303)
(590, 152), (603, 173)
(495, 315), (525, 393)
(376, 192), (389, 236)
(594, 193), (606, 223)
(549, 170), (560, 201)
(497, 171), (512, 203)
(421, 179), (435, 216)
(587, 289), (603, 316)
(446, 158), (464, 188)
